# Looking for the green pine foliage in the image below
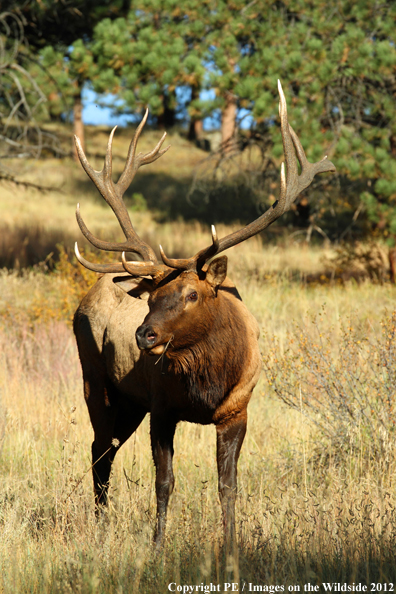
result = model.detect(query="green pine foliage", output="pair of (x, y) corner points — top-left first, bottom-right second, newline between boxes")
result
(90, 3), (210, 121)
(237, 0), (396, 241)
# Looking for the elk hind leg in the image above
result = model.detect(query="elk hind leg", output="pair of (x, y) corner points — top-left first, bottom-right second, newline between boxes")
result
(85, 375), (146, 510)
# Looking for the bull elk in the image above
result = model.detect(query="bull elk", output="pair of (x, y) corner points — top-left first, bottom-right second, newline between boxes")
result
(73, 81), (335, 547)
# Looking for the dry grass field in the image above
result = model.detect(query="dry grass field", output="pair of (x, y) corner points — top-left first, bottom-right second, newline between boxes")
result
(1, 127), (396, 592)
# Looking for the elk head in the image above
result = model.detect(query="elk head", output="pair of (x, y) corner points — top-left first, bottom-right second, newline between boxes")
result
(135, 256), (228, 355)
(74, 81), (336, 357)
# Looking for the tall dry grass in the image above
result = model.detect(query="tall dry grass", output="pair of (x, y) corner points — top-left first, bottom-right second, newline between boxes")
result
(1, 256), (396, 591)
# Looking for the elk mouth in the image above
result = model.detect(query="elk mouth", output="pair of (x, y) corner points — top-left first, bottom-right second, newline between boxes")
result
(149, 344), (166, 356)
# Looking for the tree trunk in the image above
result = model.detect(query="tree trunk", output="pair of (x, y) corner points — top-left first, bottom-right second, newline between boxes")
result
(221, 91), (237, 152)
(157, 93), (176, 129)
(157, 106), (176, 129)
(73, 92), (85, 161)
(188, 119), (203, 142)
(187, 85), (204, 143)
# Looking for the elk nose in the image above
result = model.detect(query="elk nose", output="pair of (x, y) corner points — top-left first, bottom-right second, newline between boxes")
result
(136, 325), (158, 350)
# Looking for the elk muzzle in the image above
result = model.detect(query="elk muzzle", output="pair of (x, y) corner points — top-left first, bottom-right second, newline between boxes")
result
(135, 324), (168, 355)
(136, 324), (157, 349)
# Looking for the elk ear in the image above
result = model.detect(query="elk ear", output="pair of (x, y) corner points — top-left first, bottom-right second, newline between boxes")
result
(113, 276), (154, 298)
(206, 256), (228, 289)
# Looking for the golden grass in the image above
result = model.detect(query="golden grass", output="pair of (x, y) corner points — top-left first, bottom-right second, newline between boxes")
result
(1, 127), (396, 591)
(1, 260), (396, 591)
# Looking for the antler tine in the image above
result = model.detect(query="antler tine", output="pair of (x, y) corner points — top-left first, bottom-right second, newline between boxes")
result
(74, 127), (117, 201)
(278, 80), (297, 209)
(159, 225), (220, 271)
(287, 125), (335, 204)
(118, 108), (170, 195)
(74, 111), (171, 274)
(74, 242), (126, 274)
(121, 251), (171, 278)
(156, 80), (336, 273)
(74, 240), (172, 277)
(76, 202), (144, 253)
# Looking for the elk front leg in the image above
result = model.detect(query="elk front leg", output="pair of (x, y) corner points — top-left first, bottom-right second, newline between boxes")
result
(150, 413), (177, 547)
(216, 410), (247, 548)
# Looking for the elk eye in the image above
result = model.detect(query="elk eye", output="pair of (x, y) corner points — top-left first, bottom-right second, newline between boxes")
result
(187, 291), (198, 302)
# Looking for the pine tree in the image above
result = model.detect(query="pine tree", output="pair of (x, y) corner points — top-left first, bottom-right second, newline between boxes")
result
(90, 2), (209, 134)
(236, 0), (396, 241)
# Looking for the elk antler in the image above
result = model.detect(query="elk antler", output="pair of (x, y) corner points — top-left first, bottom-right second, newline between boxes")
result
(74, 108), (172, 276)
(75, 84), (335, 279)
(159, 80), (336, 271)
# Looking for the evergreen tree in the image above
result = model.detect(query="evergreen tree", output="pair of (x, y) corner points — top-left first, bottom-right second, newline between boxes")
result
(236, 0), (396, 241)
(13, 0), (130, 50)
(90, 2), (209, 134)
(202, 1), (255, 149)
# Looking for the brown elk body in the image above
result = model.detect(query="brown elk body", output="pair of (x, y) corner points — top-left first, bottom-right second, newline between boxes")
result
(73, 82), (335, 547)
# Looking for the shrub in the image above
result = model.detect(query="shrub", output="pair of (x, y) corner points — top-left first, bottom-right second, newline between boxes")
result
(54, 245), (99, 322)
(0, 246), (101, 327)
(263, 310), (396, 472)
(324, 241), (389, 283)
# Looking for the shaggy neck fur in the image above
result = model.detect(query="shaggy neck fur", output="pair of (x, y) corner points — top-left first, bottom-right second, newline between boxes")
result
(165, 298), (248, 410)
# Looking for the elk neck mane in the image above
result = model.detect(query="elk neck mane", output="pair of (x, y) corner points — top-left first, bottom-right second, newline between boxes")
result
(164, 295), (248, 409)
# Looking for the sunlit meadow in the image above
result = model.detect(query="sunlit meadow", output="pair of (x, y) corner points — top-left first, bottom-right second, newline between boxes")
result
(1, 128), (396, 592)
